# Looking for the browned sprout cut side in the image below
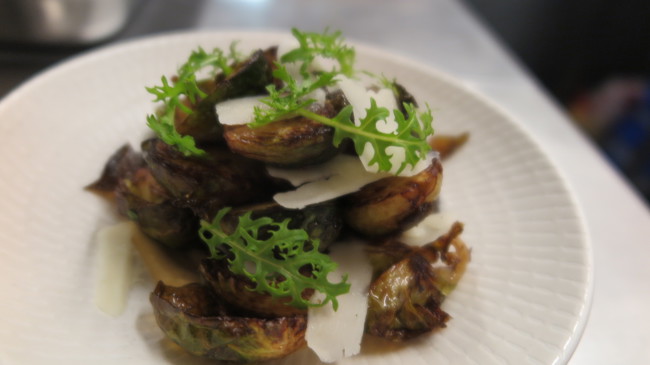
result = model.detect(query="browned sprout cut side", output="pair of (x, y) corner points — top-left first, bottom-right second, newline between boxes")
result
(224, 113), (337, 167)
(150, 281), (307, 362)
(141, 138), (280, 215)
(365, 222), (470, 341)
(343, 159), (443, 237)
(222, 89), (351, 167)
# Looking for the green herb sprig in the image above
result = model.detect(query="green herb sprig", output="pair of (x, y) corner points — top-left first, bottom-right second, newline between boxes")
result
(199, 208), (350, 310)
(281, 28), (355, 78)
(145, 45), (241, 156)
(251, 28), (433, 173)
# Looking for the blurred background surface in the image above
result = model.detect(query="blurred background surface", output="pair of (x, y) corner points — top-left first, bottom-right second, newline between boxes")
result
(464, 0), (650, 204)
(0, 0), (648, 203)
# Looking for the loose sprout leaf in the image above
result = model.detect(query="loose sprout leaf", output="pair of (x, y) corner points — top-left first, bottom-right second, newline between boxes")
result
(145, 44), (242, 156)
(199, 208), (350, 310)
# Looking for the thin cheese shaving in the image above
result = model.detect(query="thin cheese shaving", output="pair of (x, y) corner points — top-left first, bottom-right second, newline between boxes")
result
(269, 152), (438, 209)
(306, 241), (372, 362)
(269, 155), (390, 209)
(215, 96), (267, 125)
(94, 221), (135, 317)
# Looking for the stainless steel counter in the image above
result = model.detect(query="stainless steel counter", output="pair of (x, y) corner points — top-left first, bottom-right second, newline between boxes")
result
(1, 0), (648, 363)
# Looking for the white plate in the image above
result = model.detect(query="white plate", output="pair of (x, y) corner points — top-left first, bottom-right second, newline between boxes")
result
(0, 31), (592, 365)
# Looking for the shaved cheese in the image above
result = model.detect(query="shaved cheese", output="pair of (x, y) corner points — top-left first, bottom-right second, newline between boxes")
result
(94, 221), (136, 317)
(337, 75), (424, 175)
(215, 96), (266, 125)
(270, 155), (390, 209)
(270, 152), (438, 209)
(306, 241), (373, 362)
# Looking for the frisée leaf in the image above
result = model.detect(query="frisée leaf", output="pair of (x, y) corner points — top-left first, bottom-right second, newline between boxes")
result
(199, 208), (351, 310)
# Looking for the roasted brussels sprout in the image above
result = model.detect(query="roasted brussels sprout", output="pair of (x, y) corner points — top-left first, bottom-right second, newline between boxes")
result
(174, 48), (277, 142)
(223, 102), (340, 167)
(141, 138), (280, 214)
(85, 144), (144, 197)
(200, 258), (309, 318)
(365, 222), (469, 341)
(116, 167), (199, 249)
(343, 159), (443, 237)
(366, 252), (449, 341)
(150, 281), (307, 362)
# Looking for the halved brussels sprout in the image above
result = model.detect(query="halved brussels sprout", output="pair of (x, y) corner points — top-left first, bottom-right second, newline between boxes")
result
(116, 167), (199, 249)
(343, 159), (443, 237)
(174, 48), (277, 142)
(141, 138), (280, 214)
(222, 89), (349, 167)
(150, 281), (307, 362)
(365, 222), (470, 341)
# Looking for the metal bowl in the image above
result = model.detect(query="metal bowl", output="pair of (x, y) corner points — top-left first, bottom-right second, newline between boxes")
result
(0, 0), (139, 45)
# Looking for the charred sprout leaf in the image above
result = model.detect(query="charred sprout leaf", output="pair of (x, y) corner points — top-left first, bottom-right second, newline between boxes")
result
(145, 44), (243, 156)
(365, 222), (470, 341)
(199, 207), (350, 310)
(150, 282), (307, 362)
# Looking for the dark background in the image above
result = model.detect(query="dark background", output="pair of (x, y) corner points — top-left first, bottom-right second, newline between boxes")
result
(464, 0), (650, 203)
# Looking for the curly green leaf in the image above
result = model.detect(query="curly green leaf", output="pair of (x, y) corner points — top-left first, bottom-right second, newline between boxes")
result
(199, 208), (350, 310)
(146, 44), (242, 156)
